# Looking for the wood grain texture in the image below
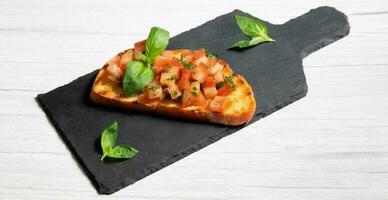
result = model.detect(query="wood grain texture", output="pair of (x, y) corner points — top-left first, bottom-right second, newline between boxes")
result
(0, 0), (387, 199)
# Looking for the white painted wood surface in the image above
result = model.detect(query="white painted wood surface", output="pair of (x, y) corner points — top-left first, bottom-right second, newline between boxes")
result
(1, 0), (388, 199)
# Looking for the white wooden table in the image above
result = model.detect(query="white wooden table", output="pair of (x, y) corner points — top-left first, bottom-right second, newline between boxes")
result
(1, 0), (388, 199)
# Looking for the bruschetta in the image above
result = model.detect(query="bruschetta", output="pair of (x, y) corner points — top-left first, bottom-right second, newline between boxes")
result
(90, 27), (256, 126)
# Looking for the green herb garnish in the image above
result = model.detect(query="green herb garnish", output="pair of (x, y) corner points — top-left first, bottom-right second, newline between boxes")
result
(216, 81), (225, 88)
(191, 91), (198, 97)
(123, 27), (169, 96)
(230, 15), (274, 49)
(100, 122), (138, 161)
(180, 55), (194, 70)
(167, 76), (176, 81)
(205, 49), (218, 58)
(147, 85), (159, 91)
(225, 76), (236, 90)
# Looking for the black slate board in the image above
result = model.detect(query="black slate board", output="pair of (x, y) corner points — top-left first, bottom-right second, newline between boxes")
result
(37, 7), (350, 194)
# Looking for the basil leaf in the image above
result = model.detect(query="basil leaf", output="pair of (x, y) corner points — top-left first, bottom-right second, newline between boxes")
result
(231, 15), (274, 49)
(145, 27), (169, 65)
(122, 61), (154, 96)
(100, 122), (118, 161)
(235, 15), (267, 37)
(100, 122), (139, 161)
(109, 145), (138, 159)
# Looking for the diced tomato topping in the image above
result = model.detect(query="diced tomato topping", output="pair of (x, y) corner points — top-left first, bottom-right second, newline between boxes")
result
(120, 50), (133, 68)
(203, 86), (217, 99)
(178, 69), (191, 90)
(167, 84), (182, 100)
(106, 63), (123, 78)
(152, 65), (165, 76)
(217, 84), (233, 96)
(193, 92), (207, 107)
(209, 96), (227, 112)
(182, 82), (206, 107)
(160, 73), (175, 87)
(166, 66), (181, 79)
(108, 56), (125, 72)
(193, 49), (206, 60)
(129, 47), (237, 109)
(147, 86), (164, 99)
(181, 52), (195, 63)
(184, 91), (207, 107)
(192, 49), (208, 66)
(134, 39), (146, 53)
(190, 82), (207, 107)
(213, 71), (224, 83)
(191, 63), (208, 83)
(203, 76), (216, 87)
(209, 62), (223, 75)
(170, 58), (184, 70)
(153, 56), (171, 75)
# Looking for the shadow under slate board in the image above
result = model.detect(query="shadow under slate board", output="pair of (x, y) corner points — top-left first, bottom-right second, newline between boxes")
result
(37, 6), (350, 194)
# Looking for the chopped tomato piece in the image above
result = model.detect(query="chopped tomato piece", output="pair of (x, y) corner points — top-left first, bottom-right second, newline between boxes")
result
(190, 81), (207, 107)
(193, 49), (206, 59)
(191, 63), (208, 83)
(181, 52), (195, 63)
(203, 76), (216, 87)
(170, 58), (184, 70)
(166, 66), (181, 79)
(153, 56), (171, 75)
(160, 72), (175, 87)
(213, 71), (224, 83)
(209, 96), (227, 112)
(192, 49), (208, 66)
(147, 85), (164, 99)
(182, 90), (194, 107)
(209, 62), (223, 75)
(106, 63), (123, 78)
(167, 84), (182, 100)
(203, 86), (217, 99)
(193, 91), (207, 107)
(182, 82), (206, 107)
(178, 69), (191, 90)
(134, 39), (146, 53)
(190, 81), (201, 94)
(108, 56), (125, 72)
(120, 50), (133, 68)
(154, 56), (170, 67)
(217, 84), (233, 96)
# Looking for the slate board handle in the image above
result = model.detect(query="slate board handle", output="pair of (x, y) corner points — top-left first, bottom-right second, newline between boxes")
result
(283, 6), (350, 58)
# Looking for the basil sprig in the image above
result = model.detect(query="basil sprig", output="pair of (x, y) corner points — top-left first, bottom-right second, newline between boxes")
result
(100, 122), (138, 161)
(231, 15), (274, 49)
(122, 27), (169, 96)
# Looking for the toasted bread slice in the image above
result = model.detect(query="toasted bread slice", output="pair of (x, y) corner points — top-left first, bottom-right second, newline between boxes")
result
(90, 49), (256, 126)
